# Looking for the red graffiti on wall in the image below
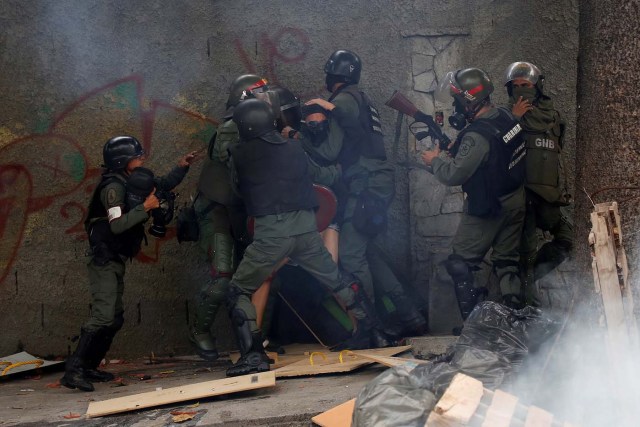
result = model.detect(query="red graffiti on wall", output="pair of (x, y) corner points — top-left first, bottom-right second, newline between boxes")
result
(0, 75), (218, 284)
(233, 27), (325, 98)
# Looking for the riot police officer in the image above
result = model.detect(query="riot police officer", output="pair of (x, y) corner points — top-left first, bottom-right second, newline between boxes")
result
(224, 99), (386, 377)
(504, 62), (573, 299)
(189, 74), (269, 361)
(60, 136), (195, 392)
(290, 50), (427, 338)
(422, 68), (527, 320)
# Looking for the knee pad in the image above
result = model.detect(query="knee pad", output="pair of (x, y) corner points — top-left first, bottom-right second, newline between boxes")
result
(231, 307), (250, 327)
(443, 254), (473, 285)
(225, 283), (244, 311)
(199, 277), (230, 303)
(213, 233), (234, 274)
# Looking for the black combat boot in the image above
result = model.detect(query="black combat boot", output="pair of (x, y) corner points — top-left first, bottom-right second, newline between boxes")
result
(84, 328), (115, 383)
(190, 278), (229, 361)
(387, 292), (428, 336)
(226, 307), (270, 377)
(332, 285), (392, 351)
(443, 255), (486, 321)
(226, 335), (271, 377)
(60, 329), (96, 392)
(502, 294), (526, 310)
(533, 241), (571, 282)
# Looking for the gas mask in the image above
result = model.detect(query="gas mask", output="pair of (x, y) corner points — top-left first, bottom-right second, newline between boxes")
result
(448, 98), (469, 130)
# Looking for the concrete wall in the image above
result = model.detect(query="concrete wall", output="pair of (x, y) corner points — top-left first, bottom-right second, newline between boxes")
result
(0, 0), (578, 357)
(574, 0), (640, 301)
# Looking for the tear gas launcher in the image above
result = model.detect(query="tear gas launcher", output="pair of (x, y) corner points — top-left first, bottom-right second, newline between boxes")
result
(385, 90), (452, 151)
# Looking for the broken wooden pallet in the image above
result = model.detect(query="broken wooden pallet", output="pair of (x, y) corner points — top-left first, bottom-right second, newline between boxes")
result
(589, 201), (639, 353)
(86, 371), (275, 418)
(426, 373), (578, 427)
(274, 345), (411, 378)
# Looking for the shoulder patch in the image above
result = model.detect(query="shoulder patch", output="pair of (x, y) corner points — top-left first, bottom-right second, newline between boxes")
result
(458, 142), (471, 157)
(106, 188), (118, 205)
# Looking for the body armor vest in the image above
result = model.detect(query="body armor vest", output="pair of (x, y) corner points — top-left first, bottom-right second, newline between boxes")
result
(197, 120), (243, 206)
(229, 138), (318, 217)
(328, 85), (387, 170)
(85, 172), (146, 260)
(522, 117), (563, 203)
(459, 107), (526, 217)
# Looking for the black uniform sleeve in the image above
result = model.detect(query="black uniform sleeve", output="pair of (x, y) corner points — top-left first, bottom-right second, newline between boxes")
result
(155, 165), (189, 191)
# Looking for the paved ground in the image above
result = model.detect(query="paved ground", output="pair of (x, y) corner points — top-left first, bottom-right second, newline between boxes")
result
(0, 336), (456, 426)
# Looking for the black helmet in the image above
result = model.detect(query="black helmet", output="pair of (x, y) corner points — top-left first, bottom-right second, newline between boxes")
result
(103, 136), (145, 170)
(232, 98), (284, 144)
(226, 74), (269, 110)
(270, 85), (302, 131)
(324, 49), (361, 84)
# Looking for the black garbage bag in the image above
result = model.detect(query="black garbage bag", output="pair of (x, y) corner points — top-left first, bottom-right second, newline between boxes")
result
(352, 301), (559, 427)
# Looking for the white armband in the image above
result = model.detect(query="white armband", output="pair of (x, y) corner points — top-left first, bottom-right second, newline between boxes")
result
(107, 206), (122, 222)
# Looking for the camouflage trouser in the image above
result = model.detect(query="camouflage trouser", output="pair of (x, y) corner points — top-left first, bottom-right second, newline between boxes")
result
(453, 204), (526, 299)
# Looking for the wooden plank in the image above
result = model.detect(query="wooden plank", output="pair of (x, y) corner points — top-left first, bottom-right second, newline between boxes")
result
(311, 399), (355, 427)
(86, 371), (276, 418)
(432, 373), (483, 425)
(590, 211), (629, 351)
(481, 389), (518, 427)
(353, 353), (428, 368)
(273, 345), (411, 378)
(523, 405), (553, 427)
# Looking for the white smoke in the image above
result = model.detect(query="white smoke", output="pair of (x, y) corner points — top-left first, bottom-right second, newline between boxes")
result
(509, 273), (640, 427)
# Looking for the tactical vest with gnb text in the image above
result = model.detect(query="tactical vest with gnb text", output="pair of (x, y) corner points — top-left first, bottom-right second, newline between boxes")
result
(522, 115), (564, 203)
(329, 85), (387, 171)
(459, 107), (526, 217)
(85, 172), (146, 259)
